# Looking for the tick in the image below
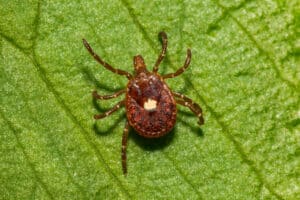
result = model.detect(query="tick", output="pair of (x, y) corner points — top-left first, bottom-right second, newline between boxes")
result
(83, 32), (204, 175)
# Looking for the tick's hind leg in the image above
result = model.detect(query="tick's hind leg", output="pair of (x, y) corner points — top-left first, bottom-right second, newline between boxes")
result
(83, 39), (132, 79)
(93, 89), (125, 100)
(173, 92), (204, 125)
(153, 31), (168, 73)
(121, 120), (130, 175)
(163, 49), (191, 79)
(94, 100), (125, 120)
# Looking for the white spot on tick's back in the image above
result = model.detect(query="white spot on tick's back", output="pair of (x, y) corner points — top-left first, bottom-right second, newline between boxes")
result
(133, 83), (139, 89)
(144, 98), (157, 111)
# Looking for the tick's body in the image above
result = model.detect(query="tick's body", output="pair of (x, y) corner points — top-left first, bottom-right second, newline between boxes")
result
(126, 69), (176, 138)
(83, 32), (204, 175)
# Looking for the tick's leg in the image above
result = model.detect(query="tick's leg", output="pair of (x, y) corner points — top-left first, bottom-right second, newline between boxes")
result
(94, 100), (125, 119)
(153, 31), (168, 73)
(121, 120), (130, 175)
(174, 92), (204, 125)
(162, 49), (191, 79)
(83, 39), (132, 79)
(173, 92), (196, 104)
(92, 89), (126, 100)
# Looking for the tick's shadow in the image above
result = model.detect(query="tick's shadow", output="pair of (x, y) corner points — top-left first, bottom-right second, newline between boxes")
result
(92, 97), (126, 136)
(129, 111), (204, 151)
(177, 110), (204, 137)
(93, 101), (204, 148)
(129, 110), (204, 152)
(129, 127), (176, 151)
(81, 67), (124, 92)
(93, 114), (125, 136)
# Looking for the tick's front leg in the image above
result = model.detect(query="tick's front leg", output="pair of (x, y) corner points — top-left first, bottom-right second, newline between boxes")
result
(82, 39), (132, 79)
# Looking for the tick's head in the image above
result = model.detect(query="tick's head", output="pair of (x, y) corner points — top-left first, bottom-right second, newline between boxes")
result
(133, 55), (148, 74)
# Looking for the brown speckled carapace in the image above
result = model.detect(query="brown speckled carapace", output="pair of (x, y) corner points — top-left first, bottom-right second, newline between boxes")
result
(83, 32), (204, 175)
(126, 55), (177, 138)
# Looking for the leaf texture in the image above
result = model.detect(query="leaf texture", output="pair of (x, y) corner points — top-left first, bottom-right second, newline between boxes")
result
(0, 0), (299, 199)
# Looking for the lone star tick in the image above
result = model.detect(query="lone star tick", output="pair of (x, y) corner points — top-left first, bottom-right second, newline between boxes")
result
(83, 32), (204, 175)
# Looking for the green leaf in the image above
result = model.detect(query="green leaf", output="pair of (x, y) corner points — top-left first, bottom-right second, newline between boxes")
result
(1, 0), (299, 199)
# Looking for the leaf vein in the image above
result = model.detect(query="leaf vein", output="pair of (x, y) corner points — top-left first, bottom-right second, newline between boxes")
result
(28, 0), (132, 198)
(0, 111), (55, 200)
(29, 51), (131, 199)
(213, 0), (299, 95)
(8, 72), (89, 197)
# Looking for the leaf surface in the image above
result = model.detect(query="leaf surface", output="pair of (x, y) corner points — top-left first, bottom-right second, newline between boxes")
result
(0, 0), (299, 199)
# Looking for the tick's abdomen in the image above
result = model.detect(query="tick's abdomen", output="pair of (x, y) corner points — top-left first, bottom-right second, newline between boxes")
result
(126, 73), (177, 138)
